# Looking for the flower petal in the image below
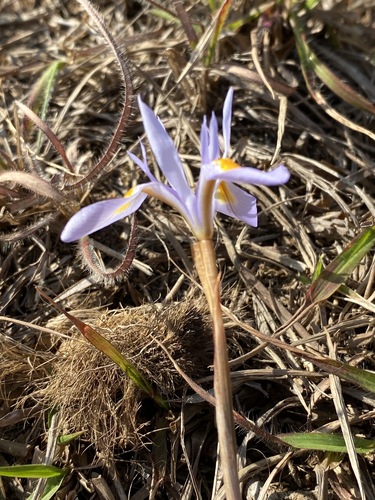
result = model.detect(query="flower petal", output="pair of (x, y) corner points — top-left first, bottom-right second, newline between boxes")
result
(200, 116), (210, 164)
(128, 141), (156, 181)
(208, 112), (219, 161)
(222, 87), (234, 157)
(137, 96), (191, 198)
(215, 182), (258, 227)
(142, 181), (198, 229)
(61, 189), (148, 242)
(208, 163), (290, 186)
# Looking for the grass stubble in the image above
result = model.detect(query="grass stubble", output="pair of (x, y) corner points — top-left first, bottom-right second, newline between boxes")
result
(1, 0), (375, 498)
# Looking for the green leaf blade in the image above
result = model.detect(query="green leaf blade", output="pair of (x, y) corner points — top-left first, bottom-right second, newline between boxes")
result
(0, 465), (66, 479)
(23, 61), (65, 149)
(205, 0), (232, 66)
(278, 433), (375, 454)
(312, 358), (375, 394)
(306, 226), (375, 305)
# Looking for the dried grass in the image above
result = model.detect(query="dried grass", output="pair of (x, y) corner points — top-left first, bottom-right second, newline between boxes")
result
(42, 301), (213, 457)
(1, 0), (375, 498)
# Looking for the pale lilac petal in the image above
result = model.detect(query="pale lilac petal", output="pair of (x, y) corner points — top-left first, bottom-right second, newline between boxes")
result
(208, 164), (290, 186)
(208, 112), (219, 161)
(128, 143), (156, 181)
(187, 195), (213, 240)
(143, 181), (196, 228)
(137, 96), (191, 198)
(215, 182), (258, 227)
(61, 190), (148, 242)
(222, 87), (234, 157)
(200, 116), (210, 164)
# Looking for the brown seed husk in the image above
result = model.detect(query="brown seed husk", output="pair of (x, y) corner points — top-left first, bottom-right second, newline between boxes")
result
(42, 301), (213, 457)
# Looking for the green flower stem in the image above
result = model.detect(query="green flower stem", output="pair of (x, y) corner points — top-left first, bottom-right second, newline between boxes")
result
(191, 239), (240, 500)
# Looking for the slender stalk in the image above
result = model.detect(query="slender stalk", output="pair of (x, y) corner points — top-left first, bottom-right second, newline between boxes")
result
(191, 239), (240, 500)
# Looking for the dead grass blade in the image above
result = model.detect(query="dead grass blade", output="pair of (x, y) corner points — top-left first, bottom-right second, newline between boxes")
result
(327, 334), (366, 500)
(16, 101), (75, 173)
(0, 171), (63, 202)
(290, 11), (375, 141)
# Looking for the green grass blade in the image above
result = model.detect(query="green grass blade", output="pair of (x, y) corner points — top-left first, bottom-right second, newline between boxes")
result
(302, 0), (321, 10)
(0, 465), (65, 479)
(311, 255), (324, 282)
(278, 433), (375, 454)
(290, 12), (375, 115)
(57, 431), (85, 445)
(306, 226), (375, 305)
(205, 0), (232, 66)
(71, 316), (168, 408)
(23, 61), (65, 150)
(311, 358), (375, 394)
(207, 0), (219, 11)
(27, 474), (67, 500)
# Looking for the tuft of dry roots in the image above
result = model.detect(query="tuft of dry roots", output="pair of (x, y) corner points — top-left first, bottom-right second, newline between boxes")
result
(41, 301), (214, 457)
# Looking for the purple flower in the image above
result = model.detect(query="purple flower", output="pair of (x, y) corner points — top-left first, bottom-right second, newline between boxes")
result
(61, 88), (290, 242)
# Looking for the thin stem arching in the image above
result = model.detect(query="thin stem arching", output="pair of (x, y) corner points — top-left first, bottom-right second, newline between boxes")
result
(65, 0), (133, 190)
(79, 217), (138, 282)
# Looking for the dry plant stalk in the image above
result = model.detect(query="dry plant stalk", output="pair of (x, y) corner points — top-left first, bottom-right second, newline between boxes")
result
(192, 239), (240, 499)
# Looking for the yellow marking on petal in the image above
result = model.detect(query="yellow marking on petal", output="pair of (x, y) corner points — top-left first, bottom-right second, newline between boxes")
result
(216, 182), (235, 205)
(216, 181), (243, 221)
(113, 202), (130, 215)
(113, 188), (135, 215)
(125, 187), (136, 198)
(214, 158), (240, 171)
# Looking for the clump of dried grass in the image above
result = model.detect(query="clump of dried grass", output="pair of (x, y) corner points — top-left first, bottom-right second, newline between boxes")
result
(41, 300), (213, 457)
(0, 335), (50, 403)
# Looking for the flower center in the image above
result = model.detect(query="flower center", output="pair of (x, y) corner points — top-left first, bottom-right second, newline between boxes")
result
(214, 158), (240, 171)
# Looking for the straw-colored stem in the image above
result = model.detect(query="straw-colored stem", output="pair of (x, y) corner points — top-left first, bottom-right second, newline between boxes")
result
(191, 239), (240, 500)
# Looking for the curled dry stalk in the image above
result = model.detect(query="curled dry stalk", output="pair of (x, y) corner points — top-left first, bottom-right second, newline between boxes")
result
(1, 0), (135, 281)
(78, 217), (138, 283)
(64, 0), (133, 190)
(14, 0), (133, 191)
